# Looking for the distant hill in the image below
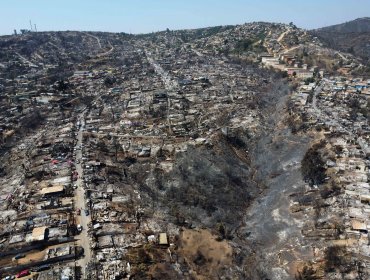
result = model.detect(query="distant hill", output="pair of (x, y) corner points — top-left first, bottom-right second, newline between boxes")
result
(315, 17), (370, 33)
(310, 18), (370, 63)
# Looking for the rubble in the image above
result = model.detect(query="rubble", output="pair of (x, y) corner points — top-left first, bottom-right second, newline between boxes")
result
(0, 20), (369, 280)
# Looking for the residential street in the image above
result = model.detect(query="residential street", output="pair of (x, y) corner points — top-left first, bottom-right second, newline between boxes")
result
(74, 116), (92, 278)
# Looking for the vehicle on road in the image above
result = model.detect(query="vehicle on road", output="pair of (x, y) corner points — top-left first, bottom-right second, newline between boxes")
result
(76, 208), (81, 215)
(12, 253), (25, 260)
(84, 209), (90, 216)
(77, 224), (82, 231)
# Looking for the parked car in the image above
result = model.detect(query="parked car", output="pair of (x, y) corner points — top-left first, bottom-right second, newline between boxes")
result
(76, 208), (81, 215)
(16, 270), (30, 278)
(84, 209), (89, 216)
(77, 224), (82, 232)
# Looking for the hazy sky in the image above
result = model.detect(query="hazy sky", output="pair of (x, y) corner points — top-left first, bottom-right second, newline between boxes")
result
(1, 0), (369, 35)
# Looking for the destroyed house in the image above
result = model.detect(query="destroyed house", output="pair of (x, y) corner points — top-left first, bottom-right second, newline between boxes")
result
(40, 185), (65, 197)
(31, 226), (48, 242)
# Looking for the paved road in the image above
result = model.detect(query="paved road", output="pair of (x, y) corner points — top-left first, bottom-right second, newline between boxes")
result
(145, 50), (180, 133)
(74, 116), (92, 278)
(145, 50), (179, 91)
(312, 82), (323, 114)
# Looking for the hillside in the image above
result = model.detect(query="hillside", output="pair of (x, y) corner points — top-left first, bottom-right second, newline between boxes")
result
(0, 21), (370, 280)
(311, 17), (370, 64)
(316, 17), (370, 33)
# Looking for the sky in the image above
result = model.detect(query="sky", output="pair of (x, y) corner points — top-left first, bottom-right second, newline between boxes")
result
(0, 0), (369, 35)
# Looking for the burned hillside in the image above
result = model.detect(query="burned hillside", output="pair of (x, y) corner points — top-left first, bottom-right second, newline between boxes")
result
(153, 141), (256, 228)
(1, 18), (370, 280)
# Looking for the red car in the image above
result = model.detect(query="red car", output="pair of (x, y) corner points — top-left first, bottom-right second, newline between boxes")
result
(76, 208), (81, 215)
(16, 269), (30, 278)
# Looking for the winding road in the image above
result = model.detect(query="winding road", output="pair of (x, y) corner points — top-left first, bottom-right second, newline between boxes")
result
(81, 32), (102, 49)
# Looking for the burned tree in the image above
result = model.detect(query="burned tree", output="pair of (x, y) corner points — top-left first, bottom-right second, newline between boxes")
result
(301, 141), (327, 186)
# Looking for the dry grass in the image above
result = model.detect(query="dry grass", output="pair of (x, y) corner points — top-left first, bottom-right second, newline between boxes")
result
(178, 228), (232, 280)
